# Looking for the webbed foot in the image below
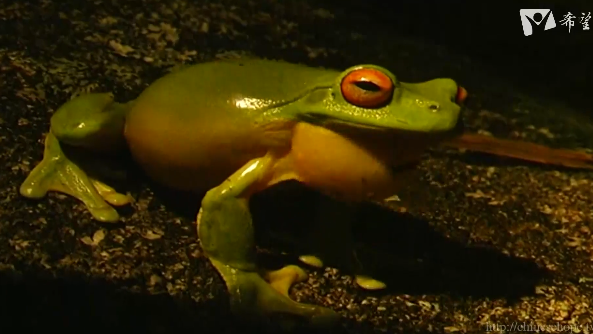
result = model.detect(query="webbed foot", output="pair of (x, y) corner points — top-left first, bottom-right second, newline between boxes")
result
(210, 257), (339, 331)
(20, 132), (130, 222)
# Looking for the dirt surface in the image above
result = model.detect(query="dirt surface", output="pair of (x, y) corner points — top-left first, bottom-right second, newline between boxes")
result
(1, 1), (592, 333)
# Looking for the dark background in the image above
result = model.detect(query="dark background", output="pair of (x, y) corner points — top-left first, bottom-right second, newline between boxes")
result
(317, 0), (592, 113)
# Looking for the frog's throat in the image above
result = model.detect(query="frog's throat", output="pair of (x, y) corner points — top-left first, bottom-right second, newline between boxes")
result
(300, 116), (390, 132)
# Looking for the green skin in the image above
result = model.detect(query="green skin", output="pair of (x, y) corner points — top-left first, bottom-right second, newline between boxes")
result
(20, 59), (463, 329)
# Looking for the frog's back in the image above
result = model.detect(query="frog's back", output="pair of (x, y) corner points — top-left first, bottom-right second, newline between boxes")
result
(124, 59), (337, 192)
(134, 59), (336, 117)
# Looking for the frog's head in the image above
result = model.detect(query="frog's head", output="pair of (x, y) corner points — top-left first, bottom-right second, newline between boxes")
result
(295, 64), (466, 139)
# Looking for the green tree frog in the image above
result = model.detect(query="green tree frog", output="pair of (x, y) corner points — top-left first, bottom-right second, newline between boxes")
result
(20, 59), (467, 328)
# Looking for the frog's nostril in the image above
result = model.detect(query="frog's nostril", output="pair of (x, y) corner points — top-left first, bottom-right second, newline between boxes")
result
(429, 104), (439, 112)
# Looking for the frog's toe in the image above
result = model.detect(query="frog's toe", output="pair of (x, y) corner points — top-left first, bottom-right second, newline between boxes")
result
(103, 193), (131, 206)
(20, 156), (59, 199)
(210, 259), (340, 330)
(383, 194), (401, 202)
(263, 264), (308, 296)
(91, 179), (132, 206)
(355, 275), (387, 290)
(88, 205), (121, 223)
(19, 181), (48, 199)
(263, 265), (340, 329)
(298, 255), (324, 268)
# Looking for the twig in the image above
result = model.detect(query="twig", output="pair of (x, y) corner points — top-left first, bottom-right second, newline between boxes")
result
(441, 133), (593, 170)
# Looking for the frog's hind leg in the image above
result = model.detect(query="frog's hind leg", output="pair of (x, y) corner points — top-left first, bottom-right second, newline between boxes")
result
(20, 93), (132, 223)
(197, 154), (339, 330)
(20, 132), (129, 223)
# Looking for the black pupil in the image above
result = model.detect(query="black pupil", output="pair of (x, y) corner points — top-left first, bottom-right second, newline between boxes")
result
(354, 81), (381, 92)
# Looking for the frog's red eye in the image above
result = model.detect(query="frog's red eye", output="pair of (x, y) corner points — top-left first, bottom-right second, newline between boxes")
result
(340, 68), (394, 108)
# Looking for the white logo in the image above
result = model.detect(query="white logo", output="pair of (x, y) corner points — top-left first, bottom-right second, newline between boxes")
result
(520, 9), (556, 36)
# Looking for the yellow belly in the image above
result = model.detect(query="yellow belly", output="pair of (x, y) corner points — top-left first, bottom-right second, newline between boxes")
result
(281, 122), (426, 202)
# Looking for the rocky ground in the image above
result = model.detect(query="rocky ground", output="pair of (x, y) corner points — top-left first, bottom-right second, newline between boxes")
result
(1, 0), (592, 333)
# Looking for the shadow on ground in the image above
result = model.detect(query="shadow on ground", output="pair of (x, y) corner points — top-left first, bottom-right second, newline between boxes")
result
(0, 267), (235, 333)
(249, 181), (553, 301)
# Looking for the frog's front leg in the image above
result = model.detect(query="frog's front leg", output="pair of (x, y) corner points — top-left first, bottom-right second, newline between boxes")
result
(198, 154), (339, 329)
(20, 93), (130, 223)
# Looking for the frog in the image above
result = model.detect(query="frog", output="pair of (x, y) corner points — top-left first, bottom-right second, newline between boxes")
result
(20, 58), (467, 329)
